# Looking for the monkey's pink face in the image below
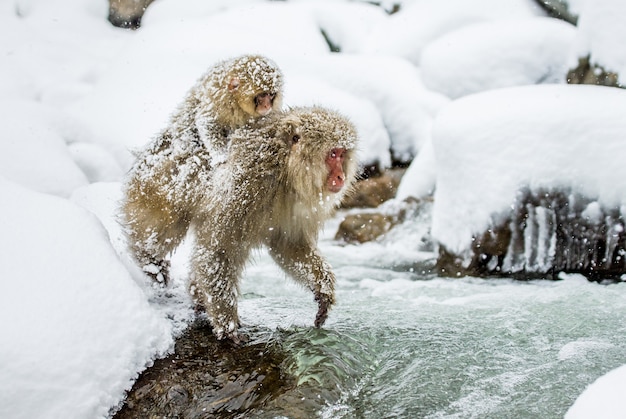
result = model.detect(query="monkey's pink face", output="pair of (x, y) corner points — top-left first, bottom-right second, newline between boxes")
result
(254, 93), (277, 116)
(326, 148), (347, 193)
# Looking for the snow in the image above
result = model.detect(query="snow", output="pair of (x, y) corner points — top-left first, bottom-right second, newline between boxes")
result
(566, 364), (626, 419)
(571, 0), (626, 78)
(431, 84), (626, 255)
(358, 0), (545, 64)
(1, 0), (626, 416)
(421, 17), (577, 99)
(0, 178), (173, 419)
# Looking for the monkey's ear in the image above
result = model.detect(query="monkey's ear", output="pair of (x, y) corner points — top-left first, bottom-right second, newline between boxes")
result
(279, 114), (302, 146)
(228, 77), (240, 91)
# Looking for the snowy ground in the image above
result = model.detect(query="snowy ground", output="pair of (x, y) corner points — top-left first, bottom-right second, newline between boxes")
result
(1, 0), (625, 417)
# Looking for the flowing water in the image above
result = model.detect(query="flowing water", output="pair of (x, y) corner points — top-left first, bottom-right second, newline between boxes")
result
(138, 204), (626, 418)
(230, 211), (626, 418)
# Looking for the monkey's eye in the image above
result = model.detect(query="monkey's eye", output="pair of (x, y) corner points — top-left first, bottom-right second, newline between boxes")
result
(292, 134), (300, 144)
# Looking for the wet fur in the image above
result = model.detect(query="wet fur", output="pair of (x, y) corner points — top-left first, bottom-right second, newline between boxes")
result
(122, 105), (358, 341)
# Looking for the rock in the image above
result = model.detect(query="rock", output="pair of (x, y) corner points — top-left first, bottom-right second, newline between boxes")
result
(113, 320), (295, 418)
(108, 0), (154, 29)
(341, 168), (405, 209)
(113, 322), (369, 418)
(336, 197), (431, 244)
(567, 56), (622, 88)
(335, 212), (396, 243)
(436, 188), (626, 280)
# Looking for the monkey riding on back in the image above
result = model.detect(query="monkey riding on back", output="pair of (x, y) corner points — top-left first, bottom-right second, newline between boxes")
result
(122, 54), (284, 285)
(121, 56), (359, 343)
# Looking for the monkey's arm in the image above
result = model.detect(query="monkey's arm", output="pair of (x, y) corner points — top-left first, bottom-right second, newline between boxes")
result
(267, 236), (336, 327)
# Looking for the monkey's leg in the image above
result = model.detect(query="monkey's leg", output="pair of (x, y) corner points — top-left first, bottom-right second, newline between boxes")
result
(189, 231), (249, 343)
(123, 197), (190, 285)
(268, 239), (336, 328)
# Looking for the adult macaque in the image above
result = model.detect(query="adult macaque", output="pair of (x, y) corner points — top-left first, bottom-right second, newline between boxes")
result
(122, 104), (358, 342)
(187, 107), (358, 342)
(122, 55), (283, 284)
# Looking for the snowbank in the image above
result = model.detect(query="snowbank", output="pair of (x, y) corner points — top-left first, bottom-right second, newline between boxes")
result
(421, 17), (576, 99)
(359, 0), (544, 64)
(0, 179), (173, 419)
(566, 364), (626, 419)
(431, 84), (626, 255)
(570, 0), (626, 78)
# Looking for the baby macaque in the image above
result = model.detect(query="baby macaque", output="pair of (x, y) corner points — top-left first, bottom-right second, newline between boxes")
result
(184, 54), (284, 143)
(122, 55), (283, 284)
(188, 106), (359, 342)
(122, 103), (358, 342)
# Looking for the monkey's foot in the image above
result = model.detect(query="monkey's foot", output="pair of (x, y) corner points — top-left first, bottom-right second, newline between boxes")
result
(142, 259), (171, 285)
(224, 331), (250, 346)
(210, 314), (248, 344)
(213, 327), (249, 345)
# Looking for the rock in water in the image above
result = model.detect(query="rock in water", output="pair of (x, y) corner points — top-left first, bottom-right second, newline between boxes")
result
(113, 319), (295, 418)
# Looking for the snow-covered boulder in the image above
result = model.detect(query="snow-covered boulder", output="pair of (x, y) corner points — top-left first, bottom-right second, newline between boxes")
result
(566, 364), (626, 419)
(359, 0), (544, 64)
(0, 179), (173, 419)
(0, 101), (89, 197)
(431, 84), (626, 278)
(568, 0), (626, 86)
(421, 17), (576, 99)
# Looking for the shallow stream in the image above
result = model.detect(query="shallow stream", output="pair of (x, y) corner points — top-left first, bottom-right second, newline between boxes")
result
(125, 209), (626, 418)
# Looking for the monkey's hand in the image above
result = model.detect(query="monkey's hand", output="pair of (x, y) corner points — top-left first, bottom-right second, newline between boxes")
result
(314, 292), (335, 328)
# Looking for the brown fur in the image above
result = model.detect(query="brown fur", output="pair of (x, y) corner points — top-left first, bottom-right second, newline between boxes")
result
(187, 106), (358, 341)
(121, 105), (358, 342)
(181, 55), (284, 143)
(121, 55), (283, 284)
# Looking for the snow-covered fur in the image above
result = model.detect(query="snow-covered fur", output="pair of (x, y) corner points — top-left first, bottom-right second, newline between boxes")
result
(121, 55), (283, 284)
(175, 54), (284, 150)
(122, 106), (358, 341)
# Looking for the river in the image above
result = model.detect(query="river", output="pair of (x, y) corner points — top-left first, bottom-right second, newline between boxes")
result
(124, 207), (626, 418)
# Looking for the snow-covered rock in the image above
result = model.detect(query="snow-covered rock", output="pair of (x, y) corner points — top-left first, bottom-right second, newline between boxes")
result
(570, 0), (626, 79)
(0, 101), (89, 197)
(0, 179), (173, 419)
(566, 364), (626, 419)
(359, 0), (544, 64)
(421, 17), (576, 99)
(431, 84), (626, 276)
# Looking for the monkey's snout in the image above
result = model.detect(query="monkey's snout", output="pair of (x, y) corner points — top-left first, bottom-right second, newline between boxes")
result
(328, 174), (345, 193)
(255, 93), (275, 115)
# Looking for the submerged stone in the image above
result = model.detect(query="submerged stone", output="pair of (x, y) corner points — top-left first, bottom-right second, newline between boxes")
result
(113, 322), (369, 418)
(113, 320), (295, 418)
